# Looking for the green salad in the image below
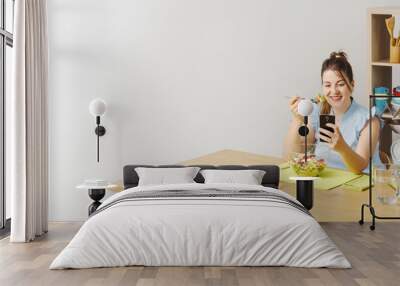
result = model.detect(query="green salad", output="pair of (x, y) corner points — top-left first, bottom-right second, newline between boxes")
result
(289, 154), (326, 177)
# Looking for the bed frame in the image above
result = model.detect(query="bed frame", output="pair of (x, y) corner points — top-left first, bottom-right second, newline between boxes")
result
(123, 165), (280, 189)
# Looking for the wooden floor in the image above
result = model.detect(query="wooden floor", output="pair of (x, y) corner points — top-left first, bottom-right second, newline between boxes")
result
(1, 222), (400, 286)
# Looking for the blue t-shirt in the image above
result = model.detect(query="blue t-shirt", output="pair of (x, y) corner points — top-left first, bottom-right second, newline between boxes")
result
(309, 100), (380, 172)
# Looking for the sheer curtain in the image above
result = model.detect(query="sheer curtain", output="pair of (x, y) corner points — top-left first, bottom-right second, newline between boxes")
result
(9, 0), (48, 242)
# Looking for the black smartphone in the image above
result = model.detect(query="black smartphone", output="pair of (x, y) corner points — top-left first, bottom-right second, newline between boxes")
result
(319, 115), (335, 143)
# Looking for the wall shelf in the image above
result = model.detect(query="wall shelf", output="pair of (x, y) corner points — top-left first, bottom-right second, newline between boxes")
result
(381, 112), (400, 122)
(371, 59), (400, 67)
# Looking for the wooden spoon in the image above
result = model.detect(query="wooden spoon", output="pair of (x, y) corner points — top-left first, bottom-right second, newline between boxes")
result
(385, 17), (395, 46)
(398, 30), (400, 47)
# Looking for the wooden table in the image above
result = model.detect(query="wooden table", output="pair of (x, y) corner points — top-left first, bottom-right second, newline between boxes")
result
(182, 149), (400, 222)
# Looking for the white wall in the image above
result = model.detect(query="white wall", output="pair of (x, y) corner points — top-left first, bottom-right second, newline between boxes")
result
(48, 0), (400, 221)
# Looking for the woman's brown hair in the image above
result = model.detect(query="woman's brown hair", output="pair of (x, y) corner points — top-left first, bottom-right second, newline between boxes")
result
(320, 51), (354, 114)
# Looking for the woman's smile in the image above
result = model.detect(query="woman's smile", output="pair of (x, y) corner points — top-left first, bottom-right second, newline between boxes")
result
(328, 94), (343, 102)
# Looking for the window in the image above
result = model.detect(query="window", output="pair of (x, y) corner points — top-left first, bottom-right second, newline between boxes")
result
(0, 0), (13, 235)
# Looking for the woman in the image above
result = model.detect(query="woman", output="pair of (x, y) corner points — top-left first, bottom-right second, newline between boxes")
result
(284, 51), (380, 174)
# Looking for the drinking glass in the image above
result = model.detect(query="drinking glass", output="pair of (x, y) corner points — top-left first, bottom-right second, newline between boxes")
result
(374, 165), (400, 205)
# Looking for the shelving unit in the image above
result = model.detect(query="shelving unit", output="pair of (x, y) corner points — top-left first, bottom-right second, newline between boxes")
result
(368, 7), (400, 162)
(360, 8), (400, 230)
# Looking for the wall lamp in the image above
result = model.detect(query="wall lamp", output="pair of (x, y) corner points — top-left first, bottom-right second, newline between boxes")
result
(89, 99), (107, 162)
(295, 99), (315, 210)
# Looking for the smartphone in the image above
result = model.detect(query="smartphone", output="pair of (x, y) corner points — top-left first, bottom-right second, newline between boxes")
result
(319, 115), (335, 143)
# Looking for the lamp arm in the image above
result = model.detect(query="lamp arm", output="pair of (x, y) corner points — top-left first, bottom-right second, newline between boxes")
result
(304, 116), (308, 163)
(96, 116), (100, 162)
(97, 126), (100, 162)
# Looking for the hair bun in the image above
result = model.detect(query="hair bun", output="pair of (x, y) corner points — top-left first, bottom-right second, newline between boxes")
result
(329, 51), (348, 60)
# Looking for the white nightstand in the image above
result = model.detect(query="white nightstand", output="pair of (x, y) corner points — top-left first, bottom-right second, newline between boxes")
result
(76, 183), (118, 215)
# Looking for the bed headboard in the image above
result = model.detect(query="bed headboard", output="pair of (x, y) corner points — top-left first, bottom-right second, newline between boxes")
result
(123, 165), (280, 189)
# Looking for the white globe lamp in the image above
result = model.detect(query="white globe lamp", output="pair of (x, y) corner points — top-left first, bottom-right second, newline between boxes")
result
(89, 99), (107, 117)
(89, 99), (107, 162)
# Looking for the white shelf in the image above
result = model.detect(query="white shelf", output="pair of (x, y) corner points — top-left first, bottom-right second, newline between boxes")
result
(76, 184), (119, 190)
(368, 7), (400, 15)
(371, 59), (400, 67)
(289, 177), (319, 181)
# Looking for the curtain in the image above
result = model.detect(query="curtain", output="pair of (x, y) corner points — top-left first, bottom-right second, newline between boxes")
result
(10, 0), (48, 242)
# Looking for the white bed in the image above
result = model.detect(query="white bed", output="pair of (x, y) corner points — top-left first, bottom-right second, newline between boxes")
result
(50, 183), (351, 269)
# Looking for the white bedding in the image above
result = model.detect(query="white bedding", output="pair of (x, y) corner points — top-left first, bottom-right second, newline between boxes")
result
(50, 183), (351, 269)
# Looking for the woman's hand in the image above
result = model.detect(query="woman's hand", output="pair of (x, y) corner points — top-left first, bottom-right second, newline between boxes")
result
(289, 96), (304, 123)
(319, 123), (347, 152)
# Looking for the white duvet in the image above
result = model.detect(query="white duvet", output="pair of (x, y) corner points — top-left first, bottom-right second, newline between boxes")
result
(50, 183), (351, 269)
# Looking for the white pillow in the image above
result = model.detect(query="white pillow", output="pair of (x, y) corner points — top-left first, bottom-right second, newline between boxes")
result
(200, 169), (266, 185)
(135, 167), (200, 186)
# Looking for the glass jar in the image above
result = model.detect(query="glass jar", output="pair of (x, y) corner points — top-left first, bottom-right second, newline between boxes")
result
(374, 164), (400, 205)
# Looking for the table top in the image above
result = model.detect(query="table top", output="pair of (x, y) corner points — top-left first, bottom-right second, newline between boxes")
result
(181, 149), (400, 222)
(76, 184), (119, 190)
(289, 176), (319, 181)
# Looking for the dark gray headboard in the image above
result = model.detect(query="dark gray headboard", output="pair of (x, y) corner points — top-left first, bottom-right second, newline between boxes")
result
(123, 165), (280, 189)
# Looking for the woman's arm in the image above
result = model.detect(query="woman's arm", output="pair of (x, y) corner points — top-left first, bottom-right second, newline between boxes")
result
(319, 117), (380, 174)
(352, 116), (380, 171)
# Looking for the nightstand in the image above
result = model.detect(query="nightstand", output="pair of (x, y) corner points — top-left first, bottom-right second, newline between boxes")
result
(76, 183), (118, 216)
